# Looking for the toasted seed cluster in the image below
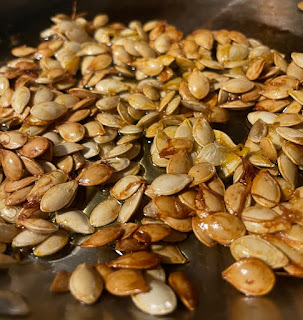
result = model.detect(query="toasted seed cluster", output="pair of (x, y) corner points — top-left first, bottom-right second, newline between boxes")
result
(1, 9), (303, 315)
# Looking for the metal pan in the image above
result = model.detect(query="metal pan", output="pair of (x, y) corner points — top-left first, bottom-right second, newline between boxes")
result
(1, 1), (303, 319)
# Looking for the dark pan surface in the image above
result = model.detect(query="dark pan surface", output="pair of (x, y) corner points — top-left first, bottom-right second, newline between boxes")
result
(1, 1), (303, 319)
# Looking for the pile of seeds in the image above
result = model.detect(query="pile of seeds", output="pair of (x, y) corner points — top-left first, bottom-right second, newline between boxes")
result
(2, 10), (303, 316)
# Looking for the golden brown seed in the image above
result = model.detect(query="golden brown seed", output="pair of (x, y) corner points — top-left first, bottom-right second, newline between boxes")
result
(21, 156), (44, 176)
(11, 45), (36, 57)
(193, 117), (214, 147)
(188, 162), (216, 186)
(57, 123), (85, 142)
(4, 176), (37, 193)
(120, 223), (139, 240)
(50, 270), (71, 292)
(242, 206), (290, 234)
(95, 263), (114, 281)
(87, 54), (112, 71)
(168, 272), (199, 310)
(18, 136), (49, 158)
(84, 121), (105, 137)
(248, 119), (268, 143)
(107, 251), (160, 269)
(159, 138), (193, 157)
(0, 75), (9, 95)
(55, 155), (74, 173)
(224, 182), (248, 215)
(222, 258), (275, 296)
(162, 229), (187, 243)
(5, 185), (34, 206)
(195, 184), (226, 213)
(115, 238), (149, 252)
(0, 150), (23, 181)
(0, 131), (28, 150)
(128, 93), (156, 111)
(76, 163), (113, 186)
(134, 224), (171, 243)
(80, 226), (123, 247)
(160, 215), (193, 232)
(192, 216), (217, 247)
(152, 244), (187, 264)
(201, 212), (246, 245)
(105, 269), (149, 296)
(260, 137), (277, 162)
(246, 58), (265, 80)
(166, 150), (192, 174)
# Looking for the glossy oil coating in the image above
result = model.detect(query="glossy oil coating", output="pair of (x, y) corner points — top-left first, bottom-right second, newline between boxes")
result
(1, 1), (303, 319)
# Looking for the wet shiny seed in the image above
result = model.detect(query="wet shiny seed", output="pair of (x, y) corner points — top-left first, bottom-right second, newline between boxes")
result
(222, 258), (276, 296)
(105, 269), (149, 296)
(2, 12), (303, 311)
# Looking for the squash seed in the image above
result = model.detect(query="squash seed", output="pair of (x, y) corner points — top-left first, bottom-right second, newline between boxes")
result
(131, 279), (177, 315)
(168, 272), (199, 310)
(202, 212), (246, 245)
(0, 150), (23, 181)
(40, 180), (78, 212)
(230, 235), (289, 269)
(12, 230), (49, 247)
(151, 244), (187, 264)
(56, 209), (94, 234)
(33, 229), (68, 256)
(89, 198), (121, 227)
(188, 162), (216, 186)
(150, 174), (192, 195)
(50, 270), (71, 292)
(80, 226), (123, 247)
(76, 164), (113, 186)
(21, 218), (58, 234)
(222, 258), (275, 296)
(187, 69), (210, 100)
(105, 269), (149, 296)
(0, 131), (27, 150)
(110, 175), (143, 200)
(251, 170), (281, 207)
(69, 263), (103, 304)
(107, 251), (160, 269)
(117, 184), (145, 223)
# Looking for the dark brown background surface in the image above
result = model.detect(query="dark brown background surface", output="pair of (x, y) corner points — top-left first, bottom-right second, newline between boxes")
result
(1, 1), (303, 319)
